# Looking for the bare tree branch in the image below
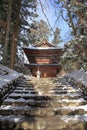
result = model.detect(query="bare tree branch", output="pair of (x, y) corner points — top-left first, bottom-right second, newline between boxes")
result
(38, 0), (54, 33)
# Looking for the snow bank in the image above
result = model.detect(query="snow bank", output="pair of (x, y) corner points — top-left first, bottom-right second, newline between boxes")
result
(67, 69), (87, 87)
(0, 64), (23, 99)
(67, 69), (87, 94)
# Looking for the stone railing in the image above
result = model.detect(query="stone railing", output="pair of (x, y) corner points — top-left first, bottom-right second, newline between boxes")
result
(0, 64), (23, 102)
(0, 76), (22, 102)
(66, 69), (87, 96)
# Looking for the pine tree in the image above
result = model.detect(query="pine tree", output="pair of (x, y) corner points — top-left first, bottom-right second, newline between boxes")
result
(0, 0), (38, 69)
(52, 27), (62, 46)
(3, 0), (13, 65)
(29, 19), (52, 45)
(10, 0), (21, 69)
(53, 0), (87, 71)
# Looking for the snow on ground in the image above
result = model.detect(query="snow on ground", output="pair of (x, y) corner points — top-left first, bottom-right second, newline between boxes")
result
(61, 114), (87, 123)
(0, 64), (23, 99)
(0, 64), (22, 88)
(67, 69), (87, 88)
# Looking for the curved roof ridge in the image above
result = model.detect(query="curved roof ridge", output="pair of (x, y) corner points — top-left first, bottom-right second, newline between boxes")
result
(33, 38), (56, 47)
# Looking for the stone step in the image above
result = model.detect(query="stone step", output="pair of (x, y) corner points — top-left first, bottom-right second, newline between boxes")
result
(8, 93), (51, 100)
(0, 106), (55, 116)
(16, 86), (34, 89)
(8, 90), (81, 96)
(51, 93), (81, 100)
(1, 95), (83, 107)
(0, 105), (87, 116)
(53, 85), (76, 90)
(50, 95), (81, 100)
(14, 90), (37, 94)
(50, 90), (79, 94)
(55, 106), (87, 115)
(16, 87), (35, 90)
(0, 77), (87, 130)
(0, 115), (87, 130)
(2, 93), (82, 103)
(52, 92), (81, 96)
(49, 100), (86, 107)
(51, 88), (79, 93)
(1, 97), (86, 107)
(18, 84), (34, 87)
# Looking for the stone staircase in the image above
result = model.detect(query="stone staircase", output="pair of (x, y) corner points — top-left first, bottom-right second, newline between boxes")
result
(0, 76), (87, 130)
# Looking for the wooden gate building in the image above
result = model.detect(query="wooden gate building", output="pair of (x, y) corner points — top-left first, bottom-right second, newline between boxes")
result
(23, 38), (63, 77)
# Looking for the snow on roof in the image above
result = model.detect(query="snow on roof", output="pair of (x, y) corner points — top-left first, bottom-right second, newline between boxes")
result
(24, 63), (61, 66)
(24, 45), (62, 50)
(0, 64), (22, 89)
(25, 38), (62, 50)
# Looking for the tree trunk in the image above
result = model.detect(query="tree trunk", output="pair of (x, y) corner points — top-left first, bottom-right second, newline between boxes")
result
(65, 3), (77, 36)
(10, 0), (21, 69)
(3, 0), (13, 65)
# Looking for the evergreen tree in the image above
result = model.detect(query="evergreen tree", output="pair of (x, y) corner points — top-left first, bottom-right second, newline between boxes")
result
(53, 0), (87, 71)
(28, 19), (52, 45)
(52, 27), (62, 46)
(0, 0), (38, 69)
(3, 0), (13, 65)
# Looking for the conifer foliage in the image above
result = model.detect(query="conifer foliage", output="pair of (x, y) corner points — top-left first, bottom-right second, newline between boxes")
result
(0, 0), (87, 72)
(0, 0), (37, 69)
(53, 0), (87, 71)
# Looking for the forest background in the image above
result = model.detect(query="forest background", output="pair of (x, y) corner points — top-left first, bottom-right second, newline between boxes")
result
(0, 0), (87, 73)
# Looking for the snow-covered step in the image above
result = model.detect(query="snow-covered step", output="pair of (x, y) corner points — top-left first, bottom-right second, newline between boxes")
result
(49, 93), (81, 100)
(23, 95), (51, 100)
(2, 98), (51, 107)
(51, 88), (79, 93)
(0, 108), (87, 117)
(2, 97), (86, 108)
(14, 90), (37, 94)
(0, 115), (87, 130)
(55, 105), (87, 115)
(0, 105), (87, 116)
(50, 90), (80, 95)
(51, 92), (81, 97)
(0, 106), (55, 116)
(16, 87), (34, 90)
(0, 76), (87, 130)
(50, 100), (86, 107)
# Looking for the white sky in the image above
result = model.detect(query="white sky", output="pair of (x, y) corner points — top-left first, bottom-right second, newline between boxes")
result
(37, 0), (72, 46)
